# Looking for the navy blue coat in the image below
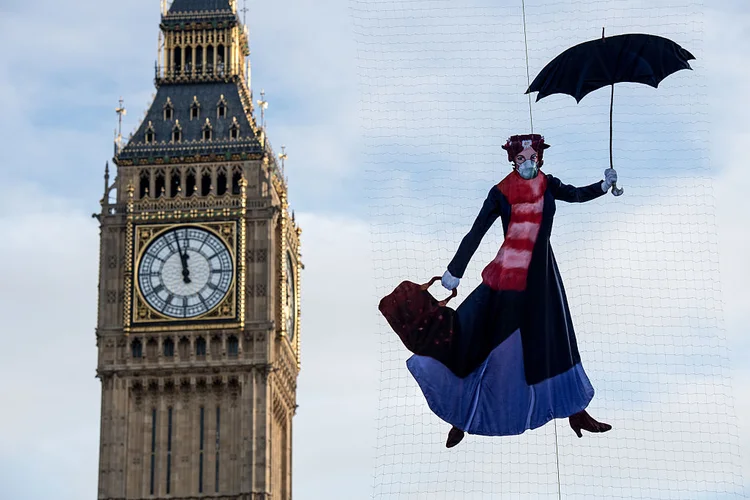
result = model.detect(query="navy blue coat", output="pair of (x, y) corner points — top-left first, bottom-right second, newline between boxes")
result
(443, 174), (606, 384)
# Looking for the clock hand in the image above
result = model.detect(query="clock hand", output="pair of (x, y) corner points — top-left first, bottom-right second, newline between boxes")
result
(175, 230), (183, 256)
(175, 231), (191, 284)
(180, 229), (190, 260)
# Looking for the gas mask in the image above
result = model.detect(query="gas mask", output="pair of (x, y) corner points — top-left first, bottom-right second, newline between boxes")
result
(516, 159), (539, 179)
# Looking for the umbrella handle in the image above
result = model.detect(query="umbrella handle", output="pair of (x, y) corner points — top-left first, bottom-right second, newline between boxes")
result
(607, 84), (623, 197)
(422, 276), (458, 306)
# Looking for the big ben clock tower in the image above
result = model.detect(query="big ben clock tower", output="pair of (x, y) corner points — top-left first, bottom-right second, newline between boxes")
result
(93, 1), (301, 499)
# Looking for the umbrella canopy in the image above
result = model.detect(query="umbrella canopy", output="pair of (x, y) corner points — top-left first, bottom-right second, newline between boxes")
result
(525, 32), (695, 196)
(526, 33), (695, 102)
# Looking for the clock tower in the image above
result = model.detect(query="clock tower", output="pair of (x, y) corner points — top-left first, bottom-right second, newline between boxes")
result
(93, 1), (301, 499)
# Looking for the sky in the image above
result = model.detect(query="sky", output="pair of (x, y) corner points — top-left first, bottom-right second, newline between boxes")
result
(0, 0), (747, 499)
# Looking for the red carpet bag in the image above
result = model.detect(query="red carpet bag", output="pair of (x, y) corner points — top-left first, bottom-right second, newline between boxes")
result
(378, 276), (458, 358)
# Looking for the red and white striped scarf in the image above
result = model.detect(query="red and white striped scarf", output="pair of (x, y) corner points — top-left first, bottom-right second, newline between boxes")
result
(481, 170), (547, 291)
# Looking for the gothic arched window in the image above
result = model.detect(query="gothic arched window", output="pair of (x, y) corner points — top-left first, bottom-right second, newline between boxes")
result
(163, 98), (174, 121)
(206, 44), (215, 74)
(217, 45), (225, 76)
(186, 168), (197, 196)
(231, 168), (242, 195)
(145, 121), (155, 144)
(139, 170), (150, 199)
(201, 169), (211, 196)
(178, 337), (190, 359)
(172, 120), (182, 143)
(202, 118), (212, 141)
(210, 335), (222, 359)
(169, 168), (181, 197)
(229, 117), (240, 140)
(195, 337), (207, 357)
(155, 170), (166, 198)
(216, 168), (227, 196)
(146, 338), (158, 359)
(191, 96), (200, 120)
(173, 47), (182, 75)
(131, 339), (143, 359)
(163, 338), (175, 357)
(184, 46), (193, 75)
(227, 335), (239, 358)
(217, 95), (227, 118)
(196, 46), (204, 74)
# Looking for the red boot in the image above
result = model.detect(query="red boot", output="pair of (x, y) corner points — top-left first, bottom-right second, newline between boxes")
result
(568, 410), (612, 438)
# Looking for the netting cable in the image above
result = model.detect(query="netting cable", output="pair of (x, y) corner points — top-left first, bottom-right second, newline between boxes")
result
(521, 0), (562, 496)
(351, 0), (747, 498)
(521, 0), (535, 134)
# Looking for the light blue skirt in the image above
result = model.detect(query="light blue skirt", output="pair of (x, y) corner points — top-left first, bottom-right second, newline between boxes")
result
(406, 328), (595, 436)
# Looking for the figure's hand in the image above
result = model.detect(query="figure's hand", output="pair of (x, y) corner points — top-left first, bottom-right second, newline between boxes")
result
(441, 269), (460, 290)
(602, 168), (618, 192)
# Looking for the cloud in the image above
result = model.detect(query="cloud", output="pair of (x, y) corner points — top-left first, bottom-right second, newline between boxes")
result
(0, 190), (100, 500)
(292, 213), (379, 498)
(0, 0), (158, 203)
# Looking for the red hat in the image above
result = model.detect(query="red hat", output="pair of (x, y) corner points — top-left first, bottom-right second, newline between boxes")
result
(502, 134), (550, 167)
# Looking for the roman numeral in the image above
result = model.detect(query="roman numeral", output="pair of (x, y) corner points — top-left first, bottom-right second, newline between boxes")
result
(198, 233), (209, 252)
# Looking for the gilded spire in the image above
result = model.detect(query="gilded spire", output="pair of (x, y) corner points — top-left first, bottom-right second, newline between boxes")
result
(115, 98), (126, 154)
(104, 161), (110, 191)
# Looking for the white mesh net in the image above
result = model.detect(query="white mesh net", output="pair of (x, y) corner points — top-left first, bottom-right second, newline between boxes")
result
(351, 0), (746, 498)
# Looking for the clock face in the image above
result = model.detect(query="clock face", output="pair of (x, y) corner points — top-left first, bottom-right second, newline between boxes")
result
(137, 226), (234, 319)
(285, 251), (296, 340)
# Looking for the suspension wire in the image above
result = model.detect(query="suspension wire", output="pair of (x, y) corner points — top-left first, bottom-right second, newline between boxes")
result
(521, 0), (534, 133)
(553, 420), (562, 500)
(521, 1), (561, 498)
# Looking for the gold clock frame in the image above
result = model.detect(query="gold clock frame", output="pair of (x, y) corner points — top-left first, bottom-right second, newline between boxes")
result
(275, 182), (302, 368)
(124, 219), (246, 333)
(284, 248), (298, 342)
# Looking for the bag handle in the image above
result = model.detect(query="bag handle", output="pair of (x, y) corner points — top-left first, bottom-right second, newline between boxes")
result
(421, 276), (458, 307)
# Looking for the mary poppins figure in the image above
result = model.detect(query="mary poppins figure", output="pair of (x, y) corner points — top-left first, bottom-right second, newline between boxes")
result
(405, 134), (614, 447)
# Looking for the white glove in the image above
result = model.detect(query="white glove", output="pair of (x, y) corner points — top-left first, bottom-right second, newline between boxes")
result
(601, 168), (618, 192)
(441, 269), (460, 290)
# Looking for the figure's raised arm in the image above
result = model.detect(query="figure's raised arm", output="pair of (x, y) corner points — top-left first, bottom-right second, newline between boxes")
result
(444, 186), (504, 284)
(547, 168), (617, 203)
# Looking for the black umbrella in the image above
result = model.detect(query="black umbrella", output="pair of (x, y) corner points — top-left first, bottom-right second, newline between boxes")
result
(526, 31), (695, 196)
